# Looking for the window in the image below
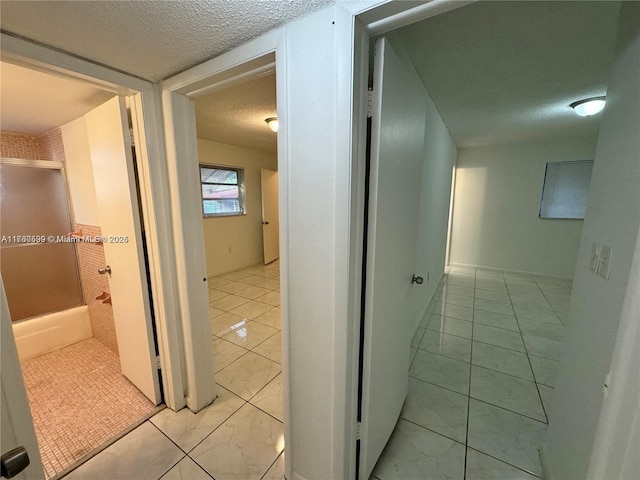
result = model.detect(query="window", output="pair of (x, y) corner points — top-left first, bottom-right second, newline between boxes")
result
(539, 160), (594, 219)
(200, 165), (245, 217)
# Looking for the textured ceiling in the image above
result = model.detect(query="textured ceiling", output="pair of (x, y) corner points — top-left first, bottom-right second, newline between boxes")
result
(0, 0), (334, 82)
(0, 61), (115, 135)
(195, 72), (277, 152)
(397, 1), (622, 147)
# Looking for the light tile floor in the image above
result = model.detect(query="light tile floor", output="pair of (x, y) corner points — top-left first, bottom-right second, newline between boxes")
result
(62, 261), (283, 480)
(61, 264), (568, 480)
(371, 267), (571, 480)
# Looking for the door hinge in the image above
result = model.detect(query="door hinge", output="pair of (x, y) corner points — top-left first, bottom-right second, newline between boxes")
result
(367, 89), (374, 118)
(356, 421), (362, 440)
(156, 355), (161, 369)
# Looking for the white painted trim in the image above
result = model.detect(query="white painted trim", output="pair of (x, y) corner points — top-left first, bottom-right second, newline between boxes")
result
(187, 61), (275, 98)
(355, 0), (477, 35)
(162, 29), (281, 95)
(161, 91), (215, 412)
(332, 7), (369, 479)
(130, 88), (186, 410)
(1, 35), (186, 410)
(0, 33), (146, 94)
(449, 262), (574, 281)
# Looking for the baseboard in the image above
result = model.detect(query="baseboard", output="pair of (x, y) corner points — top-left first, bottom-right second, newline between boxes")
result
(412, 271), (444, 337)
(449, 262), (573, 281)
(539, 444), (554, 480)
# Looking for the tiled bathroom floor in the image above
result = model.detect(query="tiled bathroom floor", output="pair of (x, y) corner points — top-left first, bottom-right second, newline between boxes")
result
(61, 260), (283, 480)
(21, 338), (158, 479)
(371, 266), (570, 480)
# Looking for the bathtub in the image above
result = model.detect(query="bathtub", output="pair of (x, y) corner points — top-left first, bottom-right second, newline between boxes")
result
(12, 305), (93, 361)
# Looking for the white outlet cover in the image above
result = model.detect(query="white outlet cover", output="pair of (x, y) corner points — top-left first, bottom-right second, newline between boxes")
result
(598, 244), (613, 280)
(589, 242), (601, 274)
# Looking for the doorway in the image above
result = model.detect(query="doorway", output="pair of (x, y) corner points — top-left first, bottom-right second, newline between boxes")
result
(172, 54), (285, 478)
(353, 1), (622, 479)
(0, 61), (162, 479)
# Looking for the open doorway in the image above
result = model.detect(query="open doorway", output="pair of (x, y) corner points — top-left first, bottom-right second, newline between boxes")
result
(192, 64), (284, 477)
(0, 61), (162, 479)
(356, 1), (623, 479)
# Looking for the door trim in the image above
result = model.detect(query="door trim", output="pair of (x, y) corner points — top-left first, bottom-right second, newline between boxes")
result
(0, 32), (185, 411)
(160, 28), (285, 416)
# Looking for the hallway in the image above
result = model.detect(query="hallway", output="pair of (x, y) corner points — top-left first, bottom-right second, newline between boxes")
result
(372, 267), (569, 479)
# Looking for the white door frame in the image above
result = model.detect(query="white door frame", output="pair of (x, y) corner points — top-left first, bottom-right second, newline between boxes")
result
(161, 30), (284, 412)
(0, 33), (186, 411)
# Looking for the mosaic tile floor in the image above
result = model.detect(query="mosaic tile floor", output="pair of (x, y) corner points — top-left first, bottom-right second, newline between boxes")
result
(21, 337), (158, 479)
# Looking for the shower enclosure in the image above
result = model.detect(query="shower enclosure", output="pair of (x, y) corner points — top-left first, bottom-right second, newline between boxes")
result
(0, 158), (84, 321)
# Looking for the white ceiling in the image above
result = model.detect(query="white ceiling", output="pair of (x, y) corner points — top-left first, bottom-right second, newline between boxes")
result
(0, 0), (334, 82)
(195, 72), (277, 153)
(0, 1), (624, 149)
(0, 61), (115, 135)
(397, 1), (622, 147)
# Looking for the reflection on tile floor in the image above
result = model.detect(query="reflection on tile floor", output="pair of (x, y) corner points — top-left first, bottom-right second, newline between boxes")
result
(61, 261), (283, 480)
(372, 267), (571, 480)
(21, 338), (157, 479)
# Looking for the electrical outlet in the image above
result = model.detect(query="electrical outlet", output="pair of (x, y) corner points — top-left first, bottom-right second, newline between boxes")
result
(598, 244), (612, 280)
(589, 242), (601, 274)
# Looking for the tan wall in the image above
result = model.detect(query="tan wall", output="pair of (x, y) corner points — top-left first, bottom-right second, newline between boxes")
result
(197, 138), (278, 277)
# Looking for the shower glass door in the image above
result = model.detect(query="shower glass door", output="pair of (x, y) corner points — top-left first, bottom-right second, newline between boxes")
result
(0, 159), (83, 321)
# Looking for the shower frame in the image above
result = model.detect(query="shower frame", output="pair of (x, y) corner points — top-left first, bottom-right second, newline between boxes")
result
(0, 157), (85, 321)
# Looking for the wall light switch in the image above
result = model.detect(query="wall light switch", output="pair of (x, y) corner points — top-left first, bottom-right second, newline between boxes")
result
(598, 244), (613, 280)
(589, 242), (601, 274)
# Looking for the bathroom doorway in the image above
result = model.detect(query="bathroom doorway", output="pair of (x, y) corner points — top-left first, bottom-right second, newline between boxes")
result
(0, 61), (162, 479)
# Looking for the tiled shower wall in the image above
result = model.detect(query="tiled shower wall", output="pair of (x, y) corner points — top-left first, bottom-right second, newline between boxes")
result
(75, 224), (119, 355)
(0, 131), (43, 159)
(1, 129), (119, 355)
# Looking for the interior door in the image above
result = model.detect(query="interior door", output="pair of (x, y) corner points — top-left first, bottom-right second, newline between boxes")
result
(261, 168), (280, 264)
(1, 276), (45, 480)
(85, 97), (161, 404)
(359, 36), (427, 479)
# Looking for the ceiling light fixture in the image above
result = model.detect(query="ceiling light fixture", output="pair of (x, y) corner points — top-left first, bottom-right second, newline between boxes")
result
(265, 117), (279, 132)
(570, 96), (606, 117)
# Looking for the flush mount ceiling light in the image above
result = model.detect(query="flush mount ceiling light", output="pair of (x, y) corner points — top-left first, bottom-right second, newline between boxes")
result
(265, 117), (279, 132)
(570, 97), (606, 117)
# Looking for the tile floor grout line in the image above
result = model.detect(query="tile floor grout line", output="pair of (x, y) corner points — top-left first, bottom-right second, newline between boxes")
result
(504, 277), (551, 425)
(399, 416), (467, 448)
(179, 398), (249, 456)
(462, 269), (477, 480)
(465, 445), (544, 479)
(258, 450), (284, 480)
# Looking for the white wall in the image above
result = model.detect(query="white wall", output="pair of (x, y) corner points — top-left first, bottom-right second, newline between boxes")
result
(197, 138), (277, 277)
(449, 136), (597, 277)
(60, 116), (99, 225)
(542, 7), (640, 479)
(410, 76), (456, 326)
